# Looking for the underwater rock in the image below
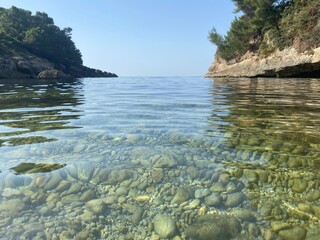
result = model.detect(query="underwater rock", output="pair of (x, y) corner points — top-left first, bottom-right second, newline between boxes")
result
(153, 156), (177, 168)
(117, 196), (126, 203)
(126, 134), (141, 143)
(44, 174), (63, 190)
(311, 205), (320, 218)
(292, 179), (308, 193)
(171, 186), (194, 204)
(86, 199), (107, 214)
(184, 199), (201, 210)
(195, 188), (211, 199)
(3, 173), (31, 189)
(278, 226), (306, 240)
(61, 194), (80, 204)
(187, 166), (199, 179)
(270, 221), (292, 233)
(260, 202), (275, 217)
(232, 210), (256, 222)
(46, 192), (60, 207)
(1, 188), (22, 198)
(66, 165), (78, 179)
(306, 227), (320, 240)
(226, 182), (238, 193)
(80, 210), (97, 222)
(210, 182), (226, 192)
(0, 199), (26, 217)
(91, 168), (136, 185)
(135, 195), (150, 202)
(55, 180), (71, 192)
(153, 214), (177, 238)
(39, 206), (52, 216)
(76, 230), (91, 240)
(77, 162), (94, 182)
(204, 193), (223, 207)
(225, 192), (246, 207)
(66, 182), (82, 195)
(23, 223), (45, 239)
(103, 195), (118, 205)
(131, 206), (144, 225)
(115, 187), (129, 196)
(130, 147), (157, 160)
(297, 203), (313, 214)
(305, 190), (320, 202)
(185, 214), (241, 240)
(243, 169), (259, 183)
(219, 173), (231, 185)
(80, 190), (95, 201)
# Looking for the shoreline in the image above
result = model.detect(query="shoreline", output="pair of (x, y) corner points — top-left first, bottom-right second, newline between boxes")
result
(206, 47), (320, 78)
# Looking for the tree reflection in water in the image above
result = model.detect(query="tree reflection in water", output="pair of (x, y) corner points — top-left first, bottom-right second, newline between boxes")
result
(0, 78), (84, 146)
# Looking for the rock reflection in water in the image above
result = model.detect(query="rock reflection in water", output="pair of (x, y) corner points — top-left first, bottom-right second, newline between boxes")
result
(11, 163), (66, 175)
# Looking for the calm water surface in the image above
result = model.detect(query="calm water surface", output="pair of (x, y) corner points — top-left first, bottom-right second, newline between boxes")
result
(0, 77), (320, 239)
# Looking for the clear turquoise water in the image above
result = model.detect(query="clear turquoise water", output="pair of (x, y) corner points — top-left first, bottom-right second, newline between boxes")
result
(0, 77), (320, 239)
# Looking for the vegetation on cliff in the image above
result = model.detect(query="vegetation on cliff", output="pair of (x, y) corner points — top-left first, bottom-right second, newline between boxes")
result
(0, 6), (116, 78)
(0, 7), (82, 68)
(209, 0), (320, 61)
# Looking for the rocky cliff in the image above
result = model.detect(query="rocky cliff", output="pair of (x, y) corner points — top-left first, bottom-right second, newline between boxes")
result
(205, 47), (320, 78)
(0, 6), (117, 79)
(0, 52), (117, 79)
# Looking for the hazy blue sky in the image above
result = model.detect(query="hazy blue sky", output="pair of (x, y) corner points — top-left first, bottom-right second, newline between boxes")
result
(1, 1), (236, 76)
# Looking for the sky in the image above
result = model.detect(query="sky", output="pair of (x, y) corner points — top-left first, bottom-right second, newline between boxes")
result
(1, 0), (236, 77)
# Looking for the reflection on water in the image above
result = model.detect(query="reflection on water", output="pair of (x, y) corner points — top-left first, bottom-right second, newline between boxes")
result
(11, 163), (66, 175)
(0, 77), (320, 239)
(0, 78), (83, 146)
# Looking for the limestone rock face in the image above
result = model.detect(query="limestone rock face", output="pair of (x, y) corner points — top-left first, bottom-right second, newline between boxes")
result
(205, 47), (320, 78)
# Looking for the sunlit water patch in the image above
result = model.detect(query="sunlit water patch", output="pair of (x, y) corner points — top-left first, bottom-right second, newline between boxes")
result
(0, 77), (320, 239)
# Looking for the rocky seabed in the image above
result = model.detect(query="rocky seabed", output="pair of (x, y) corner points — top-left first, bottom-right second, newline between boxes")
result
(0, 131), (320, 239)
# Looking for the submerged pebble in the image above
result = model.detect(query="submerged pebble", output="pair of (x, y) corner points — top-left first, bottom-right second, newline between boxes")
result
(153, 214), (177, 238)
(1, 78), (320, 239)
(185, 214), (241, 240)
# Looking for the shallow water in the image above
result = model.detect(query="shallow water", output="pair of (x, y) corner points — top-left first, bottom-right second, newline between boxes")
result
(0, 77), (320, 239)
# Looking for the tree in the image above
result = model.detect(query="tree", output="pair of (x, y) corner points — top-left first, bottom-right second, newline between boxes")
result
(24, 25), (82, 67)
(0, 6), (83, 67)
(0, 6), (33, 41)
(208, 27), (225, 49)
(209, 0), (295, 60)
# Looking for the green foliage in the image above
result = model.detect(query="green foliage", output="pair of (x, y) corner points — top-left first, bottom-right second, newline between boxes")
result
(208, 27), (224, 48)
(0, 6), (82, 67)
(278, 0), (320, 51)
(222, 15), (258, 60)
(208, 0), (320, 60)
(23, 25), (82, 66)
(0, 7), (34, 41)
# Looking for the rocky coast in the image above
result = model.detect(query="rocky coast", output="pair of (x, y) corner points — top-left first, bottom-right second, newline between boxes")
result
(0, 53), (117, 79)
(205, 47), (320, 78)
(0, 6), (117, 80)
